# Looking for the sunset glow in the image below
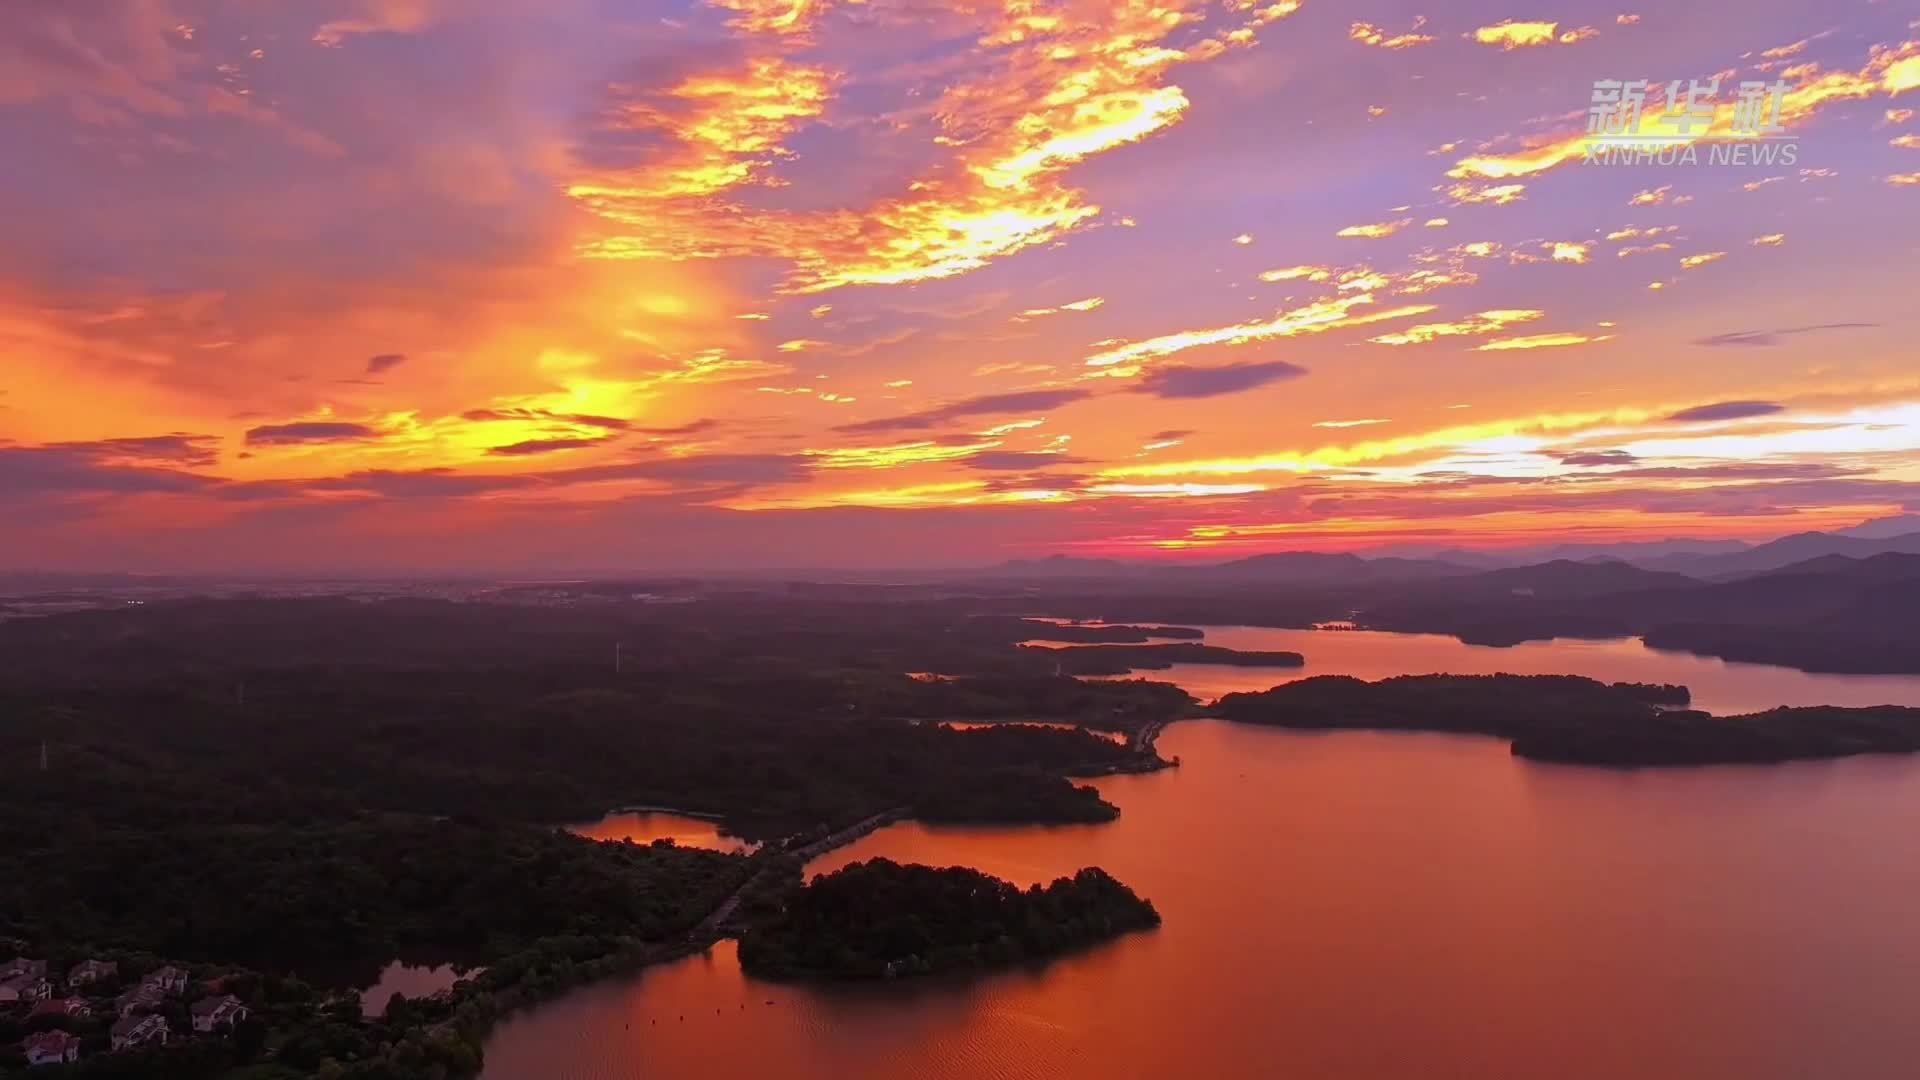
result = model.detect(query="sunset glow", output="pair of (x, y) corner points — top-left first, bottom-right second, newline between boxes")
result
(5, 1), (1919, 571)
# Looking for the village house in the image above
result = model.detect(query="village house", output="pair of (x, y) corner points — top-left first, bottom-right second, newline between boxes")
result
(111, 1012), (170, 1051)
(29, 996), (92, 1021)
(142, 965), (188, 994)
(0, 974), (53, 1004)
(22, 1030), (81, 1066)
(115, 984), (167, 1017)
(68, 958), (118, 986)
(0, 958), (46, 981)
(190, 993), (248, 1033)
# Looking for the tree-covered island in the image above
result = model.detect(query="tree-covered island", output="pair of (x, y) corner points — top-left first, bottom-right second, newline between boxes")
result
(738, 858), (1161, 980)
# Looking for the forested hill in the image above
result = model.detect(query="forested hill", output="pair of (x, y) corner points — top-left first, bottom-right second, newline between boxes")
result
(0, 596), (1187, 1078)
(1212, 674), (1920, 766)
(739, 858), (1161, 979)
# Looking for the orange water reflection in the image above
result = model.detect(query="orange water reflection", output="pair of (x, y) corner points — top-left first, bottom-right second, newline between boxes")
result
(1071, 626), (1920, 713)
(569, 811), (759, 854)
(485, 717), (1920, 1080)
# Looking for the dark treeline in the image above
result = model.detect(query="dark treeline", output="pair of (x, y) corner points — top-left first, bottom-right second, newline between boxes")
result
(965, 617), (1206, 643)
(1212, 673), (1920, 766)
(1213, 673), (1690, 734)
(1512, 705), (1920, 765)
(1021, 642), (1305, 675)
(1355, 555), (1920, 672)
(738, 858), (1160, 979)
(0, 598), (1200, 691)
(0, 596), (1190, 1079)
(0, 818), (746, 977)
(1, 668), (1157, 842)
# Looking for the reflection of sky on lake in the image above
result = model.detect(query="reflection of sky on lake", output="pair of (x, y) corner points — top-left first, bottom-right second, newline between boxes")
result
(1037, 626), (1920, 715)
(568, 811), (759, 854)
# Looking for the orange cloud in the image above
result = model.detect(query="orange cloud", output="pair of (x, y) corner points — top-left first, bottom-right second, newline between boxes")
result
(1015, 297), (1106, 320)
(1474, 332), (1612, 351)
(1468, 20), (1596, 49)
(1444, 182), (1527, 205)
(1086, 294), (1437, 367)
(571, 0), (1310, 293)
(1370, 309), (1545, 346)
(1349, 18), (1432, 50)
(1336, 217), (1414, 239)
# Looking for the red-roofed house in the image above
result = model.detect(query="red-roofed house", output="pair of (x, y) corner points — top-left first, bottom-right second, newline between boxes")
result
(30, 996), (92, 1021)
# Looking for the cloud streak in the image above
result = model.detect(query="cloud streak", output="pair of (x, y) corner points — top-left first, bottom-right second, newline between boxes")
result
(1666, 401), (1786, 422)
(1135, 360), (1308, 399)
(834, 390), (1094, 435)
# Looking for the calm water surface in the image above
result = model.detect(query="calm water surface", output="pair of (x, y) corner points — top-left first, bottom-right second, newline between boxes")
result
(485, 636), (1920, 1080)
(569, 811), (759, 853)
(360, 962), (465, 1012)
(1061, 625), (1920, 714)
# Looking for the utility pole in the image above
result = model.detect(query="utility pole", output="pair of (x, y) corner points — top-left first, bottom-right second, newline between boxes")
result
(615, 641), (624, 674)
(39, 738), (48, 773)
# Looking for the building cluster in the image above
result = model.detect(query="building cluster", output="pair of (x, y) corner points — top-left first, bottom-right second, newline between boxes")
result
(4, 955), (252, 1068)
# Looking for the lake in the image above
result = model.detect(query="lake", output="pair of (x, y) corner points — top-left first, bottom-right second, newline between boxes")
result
(569, 810), (759, 854)
(360, 962), (466, 1013)
(483, 633), (1920, 1080)
(1040, 625), (1920, 715)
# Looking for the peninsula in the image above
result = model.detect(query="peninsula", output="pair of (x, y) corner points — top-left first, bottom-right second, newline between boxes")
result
(1211, 674), (1920, 766)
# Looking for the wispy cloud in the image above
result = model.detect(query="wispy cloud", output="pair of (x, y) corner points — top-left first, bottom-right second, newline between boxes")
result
(1349, 18), (1432, 50)
(1370, 310), (1545, 346)
(1474, 332), (1611, 351)
(1691, 323), (1875, 347)
(1666, 400), (1786, 422)
(834, 389), (1093, 435)
(1088, 295), (1436, 367)
(1336, 218), (1413, 239)
(1135, 360), (1308, 399)
(487, 436), (615, 456)
(1014, 297), (1105, 321)
(244, 421), (380, 446)
(1468, 20), (1598, 49)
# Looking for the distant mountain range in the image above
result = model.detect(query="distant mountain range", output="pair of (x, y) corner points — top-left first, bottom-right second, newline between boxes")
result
(990, 551), (1473, 585)
(1361, 551), (1920, 672)
(989, 517), (1920, 585)
(985, 521), (1920, 673)
(1648, 529), (1920, 578)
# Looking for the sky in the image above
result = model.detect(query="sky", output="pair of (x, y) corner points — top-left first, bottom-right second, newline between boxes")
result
(3, 0), (1919, 572)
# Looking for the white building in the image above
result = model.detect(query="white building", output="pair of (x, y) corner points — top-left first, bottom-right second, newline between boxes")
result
(191, 994), (249, 1033)
(112, 1013), (170, 1051)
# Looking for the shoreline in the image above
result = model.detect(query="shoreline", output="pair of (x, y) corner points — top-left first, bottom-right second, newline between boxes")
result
(602, 804), (728, 821)
(462, 806), (916, 1075)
